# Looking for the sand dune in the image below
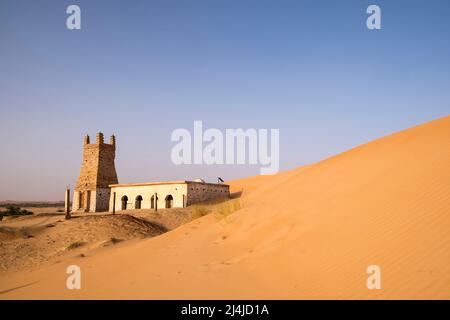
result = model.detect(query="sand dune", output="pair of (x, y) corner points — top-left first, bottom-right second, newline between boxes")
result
(0, 115), (449, 299)
(0, 213), (167, 273)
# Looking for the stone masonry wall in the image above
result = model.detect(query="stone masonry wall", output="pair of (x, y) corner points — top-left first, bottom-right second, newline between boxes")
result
(73, 133), (118, 212)
(186, 182), (230, 206)
(95, 187), (111, 212)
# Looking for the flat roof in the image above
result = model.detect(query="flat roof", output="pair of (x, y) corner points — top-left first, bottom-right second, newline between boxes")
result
(109, 180), (229, 188)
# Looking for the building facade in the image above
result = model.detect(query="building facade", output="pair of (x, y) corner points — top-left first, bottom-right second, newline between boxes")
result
(109, 180), (230, 211)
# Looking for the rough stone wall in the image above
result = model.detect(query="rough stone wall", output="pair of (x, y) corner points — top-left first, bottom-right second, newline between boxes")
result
(73, 133), (118, 212)
(186, 182), (230, 206)
(95, 188), (111, 212)
(96, 144), (118, 188)
(72, 190), (91, 212)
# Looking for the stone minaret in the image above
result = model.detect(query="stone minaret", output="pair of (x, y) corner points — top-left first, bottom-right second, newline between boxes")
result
(72, 132), (118, 212)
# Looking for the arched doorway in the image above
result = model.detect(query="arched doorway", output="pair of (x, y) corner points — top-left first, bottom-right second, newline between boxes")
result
(78, 191), (83, 209)
(135, 195), (143, 209)
(150, 195), (155, 209)
(165, 195), (173, 209)
(121, 195), (128, 210)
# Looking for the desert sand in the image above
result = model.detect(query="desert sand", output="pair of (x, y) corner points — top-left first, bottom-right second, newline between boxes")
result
(0, 208), (196, 273)
(0, 213), (166, 272)
(0, 115), (449, 299)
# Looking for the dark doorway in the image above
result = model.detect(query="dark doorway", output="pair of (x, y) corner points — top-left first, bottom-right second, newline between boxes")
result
(121, 195), (128, 210)
(78, 191), (83, 209)
(135, 195), (143, 209)
(165, 195), (173, 209)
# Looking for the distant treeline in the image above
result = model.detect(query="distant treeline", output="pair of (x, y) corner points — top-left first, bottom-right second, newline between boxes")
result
(0, 201), (65, 208)
(0, 206), (33, 219)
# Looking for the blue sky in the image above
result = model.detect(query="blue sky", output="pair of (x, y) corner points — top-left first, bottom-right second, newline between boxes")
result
(0, 0), (449, 200)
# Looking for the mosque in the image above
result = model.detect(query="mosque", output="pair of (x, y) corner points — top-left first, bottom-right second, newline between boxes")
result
(71, 132), (230, 213)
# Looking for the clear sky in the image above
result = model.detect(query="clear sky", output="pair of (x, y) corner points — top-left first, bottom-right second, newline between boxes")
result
(0, 0), (449, 201)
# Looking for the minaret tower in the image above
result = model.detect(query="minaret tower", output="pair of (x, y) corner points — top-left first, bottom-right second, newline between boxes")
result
(72, 132), (118, 212)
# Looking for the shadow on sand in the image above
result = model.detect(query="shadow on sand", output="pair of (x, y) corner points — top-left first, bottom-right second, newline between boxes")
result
(0, 281), (39, 295)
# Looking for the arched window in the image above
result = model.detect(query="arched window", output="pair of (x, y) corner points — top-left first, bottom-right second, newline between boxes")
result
(121, 195), (128, 210)
(150, 195), (155, 209)
(165, 195), (173, 209)
(135, 195), (143, 209)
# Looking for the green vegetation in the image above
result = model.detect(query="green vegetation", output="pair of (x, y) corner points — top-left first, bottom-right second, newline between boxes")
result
(0, 201), (65, 208)
(67, 241), (87, 250)
(189, 198), (242, 222)
(110, 237), (123, 244)
(0, 205), (33, 220)
(190, 205), (212, 220)
(215, 198), (242, 221)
